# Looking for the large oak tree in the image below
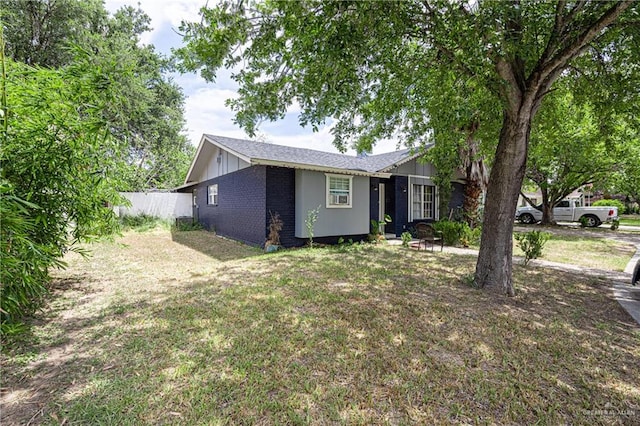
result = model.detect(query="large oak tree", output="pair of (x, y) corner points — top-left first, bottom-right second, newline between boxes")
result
(176, 1), (636, 295)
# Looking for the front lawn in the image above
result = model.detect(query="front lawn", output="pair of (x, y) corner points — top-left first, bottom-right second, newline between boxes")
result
(2, 229), (639, 425)
(513, 233), (636, 271)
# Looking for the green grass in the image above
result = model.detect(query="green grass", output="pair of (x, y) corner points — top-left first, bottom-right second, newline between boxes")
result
(119, 214), (173, 232)
(2, 230), (639, 425)
(620, 215), (640, 227)
(513, 233), (636, 271)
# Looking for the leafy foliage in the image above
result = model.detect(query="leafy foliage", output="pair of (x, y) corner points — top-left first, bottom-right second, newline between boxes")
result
(514, 231), (551, 266)
(3, 0), (193, 190)
(592, 199), (626, 215)
(0, 183), (61, 334)
(0, 53), (126, 331)
(305, 206), (320, 247)
(431, 220), (467, 247)
(119, 214), (172, 232)
(401, 231), (413, 248)
(525, 87), (624, 224)
(370, 214), (392, 237)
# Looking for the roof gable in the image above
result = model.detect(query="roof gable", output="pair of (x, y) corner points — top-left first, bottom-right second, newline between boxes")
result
(184, 134), (430, 184)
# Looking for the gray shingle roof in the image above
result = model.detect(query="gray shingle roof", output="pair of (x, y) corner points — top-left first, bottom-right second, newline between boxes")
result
(204, 134), (422, 173)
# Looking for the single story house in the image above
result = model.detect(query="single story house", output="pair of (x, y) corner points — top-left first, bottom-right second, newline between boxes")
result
(177, 134), (465, 247)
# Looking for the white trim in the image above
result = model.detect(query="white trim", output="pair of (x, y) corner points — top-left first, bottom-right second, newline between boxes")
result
(207, 183), (218, 205)
(378, 146), (434, 173)
(205, 135), (252, 164)
(183, 134), (208, 185)
(184, 135), (254, 185)
(325, 174), (353, 208)
(253, 158), (390, 178)
(408, 176), (438, 221)
(407, 173), (434, 180)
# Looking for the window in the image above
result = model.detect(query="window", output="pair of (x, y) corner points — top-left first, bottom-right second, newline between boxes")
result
(326, 174), (353, 208)
(412, 184), (435, 220)
(207, 184), (218, 205)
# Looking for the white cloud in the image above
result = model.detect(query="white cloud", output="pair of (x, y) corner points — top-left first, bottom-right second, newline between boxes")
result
(105, 0), (204, 45)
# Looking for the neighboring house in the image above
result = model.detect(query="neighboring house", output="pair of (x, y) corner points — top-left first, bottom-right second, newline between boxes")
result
(177, 134), (465, 247)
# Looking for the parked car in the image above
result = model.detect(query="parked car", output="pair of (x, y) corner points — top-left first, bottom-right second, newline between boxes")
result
(515, 199), (618, 227)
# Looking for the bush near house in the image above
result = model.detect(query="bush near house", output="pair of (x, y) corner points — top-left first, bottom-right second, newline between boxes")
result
(592, 199), (626, 214)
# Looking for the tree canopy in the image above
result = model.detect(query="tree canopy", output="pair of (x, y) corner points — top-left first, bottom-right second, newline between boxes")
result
(2, 0), (194, 190)
(524, 86), (619, 223)
(176, 0), (637, 295)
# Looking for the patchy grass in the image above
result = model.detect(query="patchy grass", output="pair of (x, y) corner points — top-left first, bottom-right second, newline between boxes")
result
(2, 229), (639, 425)
(513, 233), (636, 271)
(620, 215), (640, 227)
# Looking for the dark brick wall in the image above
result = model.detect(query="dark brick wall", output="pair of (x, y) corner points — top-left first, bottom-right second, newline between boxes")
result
(194, 166), (267, 246)
(265, 166), (298, 247)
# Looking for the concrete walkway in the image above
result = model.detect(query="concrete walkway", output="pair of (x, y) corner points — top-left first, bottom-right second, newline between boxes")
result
(391, 237), (640, 326)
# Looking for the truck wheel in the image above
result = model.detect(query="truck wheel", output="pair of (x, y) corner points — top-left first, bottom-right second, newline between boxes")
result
(519, 213), (535, 224)
(582, 215), (601, 228)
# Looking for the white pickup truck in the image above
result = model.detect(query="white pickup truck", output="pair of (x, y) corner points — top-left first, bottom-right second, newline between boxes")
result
(515, 199), (618, 227)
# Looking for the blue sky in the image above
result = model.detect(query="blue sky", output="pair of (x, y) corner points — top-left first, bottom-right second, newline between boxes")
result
(104, 0), (398, 155)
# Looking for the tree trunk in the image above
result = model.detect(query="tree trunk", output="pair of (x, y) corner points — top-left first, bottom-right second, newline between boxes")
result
(540, 188), (555, 225)
(463, 178), (482, 229)
(474, 110), (531, 296)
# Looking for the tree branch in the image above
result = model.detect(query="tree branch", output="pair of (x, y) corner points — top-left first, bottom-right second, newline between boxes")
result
(539, 1), (632, 84)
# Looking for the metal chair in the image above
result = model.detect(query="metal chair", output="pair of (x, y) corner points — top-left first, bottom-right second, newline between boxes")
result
(415, 222), (443, 252)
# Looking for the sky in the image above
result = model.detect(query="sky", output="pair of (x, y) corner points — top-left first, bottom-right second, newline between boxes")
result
(104, 0), (399, 155)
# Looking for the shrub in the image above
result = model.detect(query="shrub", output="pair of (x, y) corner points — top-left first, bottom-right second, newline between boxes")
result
(173, 220), (203, 232)
(120, 214), (171, 232)
(305, 206), (321, 247)
(592, 199), (626, 214)
(0, 183), (60, 336)
(514, 230), (550, 266)
(432, 220), (468, 246)
(401, 231), (412, 247)
(266, 211), (283, 246)
(461, 225), (482, 247)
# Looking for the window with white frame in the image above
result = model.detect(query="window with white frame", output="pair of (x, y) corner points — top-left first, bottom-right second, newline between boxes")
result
(412, 184), (435, 220)
(326, 174), (353, 208)
(207, 184), (218, 205)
